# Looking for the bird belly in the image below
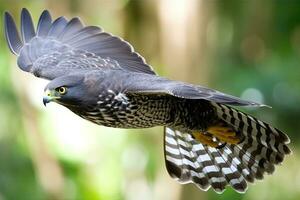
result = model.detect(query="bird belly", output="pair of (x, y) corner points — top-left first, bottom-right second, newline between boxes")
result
(76, 95), (173, 129)
(168, 99), (217, 132)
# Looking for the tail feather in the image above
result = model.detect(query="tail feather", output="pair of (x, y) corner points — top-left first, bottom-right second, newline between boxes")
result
(165, 128), (248, 193)
(220, 146), (255, 183)
(232, 143), (265, 179)
(165, 128), (210, 189)
(213, 103), (290, 159)
(203, 148), (227, 192)
(164, 103), (291, 193)
(215, 103), (289, 152)
(199, 146), (226, 193)
(206, 146), (246, 192)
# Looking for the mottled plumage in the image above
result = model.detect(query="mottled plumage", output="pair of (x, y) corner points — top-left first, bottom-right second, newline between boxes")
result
(4, 9), (291, 193)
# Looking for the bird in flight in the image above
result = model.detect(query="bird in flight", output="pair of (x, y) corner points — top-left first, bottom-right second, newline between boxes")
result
(4, 8), (291, 193)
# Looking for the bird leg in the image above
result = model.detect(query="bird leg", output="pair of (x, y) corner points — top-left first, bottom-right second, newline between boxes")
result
(207, 126), (241, 144)
(191, 132), (220, 148)
(192, 125), (241, 148)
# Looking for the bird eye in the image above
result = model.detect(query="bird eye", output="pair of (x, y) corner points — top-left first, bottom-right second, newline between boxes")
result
(56, 86), (67, 95)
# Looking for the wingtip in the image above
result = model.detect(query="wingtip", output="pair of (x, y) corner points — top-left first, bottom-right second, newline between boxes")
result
(258, 103), (272, 109)
(41, 9), (51, 17)
(36, 9), (52, 37)
(3, 11), (12, 37)
(21, 7), (30, 14)
(248, 101), (272, 109)
(4, 10), (23, 55)
(4, 10), (13, 24)
(4, 11), (11, 18)
(21, 7), (36, 43)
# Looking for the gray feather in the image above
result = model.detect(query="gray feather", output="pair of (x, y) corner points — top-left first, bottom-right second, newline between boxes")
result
(47, 17), (68, 37)
(62, 26), (102, 43)
(4, 9), (155, 80)
(36, 10), (52, 37)
(58, 17), (83, 40)
(4, 12), (23, 55)
(21, 8), (35, 43)
(124, 73), (264, 106)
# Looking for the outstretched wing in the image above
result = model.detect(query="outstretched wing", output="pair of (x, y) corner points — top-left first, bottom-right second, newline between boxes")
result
(124, 74), (265, 106)
(4, 8), (155, 80)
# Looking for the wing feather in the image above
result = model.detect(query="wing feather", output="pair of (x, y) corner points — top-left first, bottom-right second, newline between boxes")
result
(124, 74), (265, 106)
(4, 12), (23, 55)
(62, 26), (102, 43)
(4, 9), (155, 80)
(47, 17), (68, 37)
(36, 10), (52, 37)
(58, 17), (83, 40)
(21, 8), (35, 43)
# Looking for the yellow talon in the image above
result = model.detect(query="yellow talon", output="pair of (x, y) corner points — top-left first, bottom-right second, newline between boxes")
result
(207, 125), (241, 144)
(192, 132), (220, 148)
(192, 124), (241, 147)
(212, 133), (240, 144)
(207, 127), (236, 137)
(224, 136), (240, 144)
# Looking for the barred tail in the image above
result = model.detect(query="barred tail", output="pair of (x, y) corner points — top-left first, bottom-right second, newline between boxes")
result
(164, 103), (291, 193)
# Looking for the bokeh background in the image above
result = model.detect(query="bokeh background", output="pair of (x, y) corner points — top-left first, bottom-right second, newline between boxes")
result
(0, 0), (299, 200)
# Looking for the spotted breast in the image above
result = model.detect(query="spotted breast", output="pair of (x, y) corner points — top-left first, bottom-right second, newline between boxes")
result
(74, 89), (173, 128)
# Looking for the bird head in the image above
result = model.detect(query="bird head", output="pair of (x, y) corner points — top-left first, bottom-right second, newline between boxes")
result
(43, 74), (86, 107)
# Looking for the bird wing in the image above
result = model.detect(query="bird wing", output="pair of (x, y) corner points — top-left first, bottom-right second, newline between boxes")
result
(125, 75), (266, 106)
(4, 9), (155, 80)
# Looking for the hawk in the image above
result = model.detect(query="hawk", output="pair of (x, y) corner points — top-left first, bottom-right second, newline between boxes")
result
(4, 9), (291, 193)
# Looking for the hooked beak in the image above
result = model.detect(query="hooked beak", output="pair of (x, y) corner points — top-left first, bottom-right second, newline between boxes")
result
(43, 90), (60, 106)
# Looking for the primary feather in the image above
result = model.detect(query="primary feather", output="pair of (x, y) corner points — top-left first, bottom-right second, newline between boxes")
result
(4, 8), (155, 79)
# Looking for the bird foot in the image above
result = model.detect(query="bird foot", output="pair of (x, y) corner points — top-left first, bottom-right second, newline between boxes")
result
(192, 125), (241, 148)
(191, 132), (221, 148)
(207, 126), (240, 144)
